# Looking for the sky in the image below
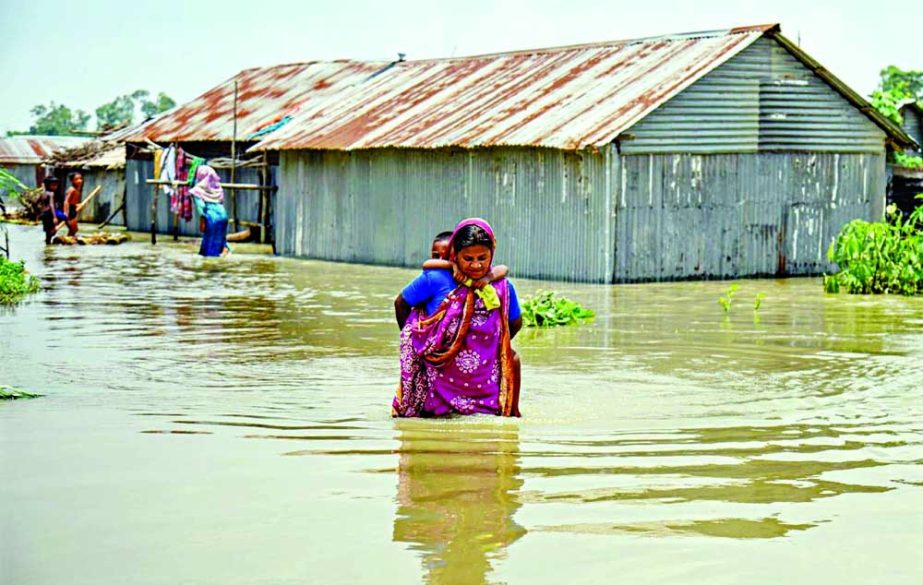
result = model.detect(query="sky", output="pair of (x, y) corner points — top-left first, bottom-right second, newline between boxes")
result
(1, 0), (919, 136)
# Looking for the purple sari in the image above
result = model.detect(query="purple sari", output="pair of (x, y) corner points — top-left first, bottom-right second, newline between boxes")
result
(393, 219), (516, 418)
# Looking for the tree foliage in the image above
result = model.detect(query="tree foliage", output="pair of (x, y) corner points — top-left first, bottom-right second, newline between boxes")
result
(869, 66), (923, 127)
(141, 92), (176, 118)
(8, 89), (176, 136)
(16, 102), (91, 136)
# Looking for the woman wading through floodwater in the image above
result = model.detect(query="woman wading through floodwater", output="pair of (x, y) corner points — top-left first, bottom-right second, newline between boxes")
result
(393, 218), (522, 417)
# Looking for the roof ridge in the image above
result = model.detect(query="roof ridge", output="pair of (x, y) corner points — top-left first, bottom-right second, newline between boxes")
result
(406, 23), (780, 63)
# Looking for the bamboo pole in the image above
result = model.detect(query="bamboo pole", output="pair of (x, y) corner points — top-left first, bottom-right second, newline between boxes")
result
(258, 150), (268, 243)
(54, 186), (102, 234)
(146, 179), (274, 191)
(98, 201), (125, 230)
(231, 80), (239, 232)
(172, 142), (180, 241)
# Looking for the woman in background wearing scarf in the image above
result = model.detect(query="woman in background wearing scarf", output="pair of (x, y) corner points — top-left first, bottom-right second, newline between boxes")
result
(189, 165), (229, 257)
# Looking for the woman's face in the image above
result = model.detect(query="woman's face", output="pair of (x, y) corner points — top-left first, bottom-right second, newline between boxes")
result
(456, 244), (492, 280)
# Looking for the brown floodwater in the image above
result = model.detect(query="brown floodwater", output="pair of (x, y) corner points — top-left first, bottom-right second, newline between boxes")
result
(1, 223), (922, 584)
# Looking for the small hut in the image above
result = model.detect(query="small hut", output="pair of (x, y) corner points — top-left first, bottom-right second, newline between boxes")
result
(119, 60), (386, 242)
(889, 100), (923, 215)
(252, 24), (916, 283)
(43, 138), (126, 225)
(0, 135), (88, 201)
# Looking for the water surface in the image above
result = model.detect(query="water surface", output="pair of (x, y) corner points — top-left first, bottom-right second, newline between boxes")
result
(1, 224), (922, 584)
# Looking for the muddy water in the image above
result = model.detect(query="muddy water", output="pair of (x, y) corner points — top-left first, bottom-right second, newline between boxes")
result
(1, 223), (922, 584)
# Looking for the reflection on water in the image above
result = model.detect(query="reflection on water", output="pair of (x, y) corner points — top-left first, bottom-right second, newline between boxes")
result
(1, 223), (923, 584)
(393, 422), (525, 584)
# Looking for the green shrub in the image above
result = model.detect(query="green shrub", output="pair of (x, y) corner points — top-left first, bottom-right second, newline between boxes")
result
(521, 290), (594, 327)
(0, 256), (41, 305)
(824, 200), (923, 295)
(894, 152), (923, 169)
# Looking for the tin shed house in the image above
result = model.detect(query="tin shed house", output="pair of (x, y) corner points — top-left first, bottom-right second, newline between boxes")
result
(254, 24), (914, 283)
(119, 60), (386, 240)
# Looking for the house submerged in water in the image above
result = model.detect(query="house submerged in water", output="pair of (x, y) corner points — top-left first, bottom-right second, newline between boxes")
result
(245, 23), (914, 282)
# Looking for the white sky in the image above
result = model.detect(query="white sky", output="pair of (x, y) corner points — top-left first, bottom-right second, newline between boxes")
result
(1, 0), (919, 136)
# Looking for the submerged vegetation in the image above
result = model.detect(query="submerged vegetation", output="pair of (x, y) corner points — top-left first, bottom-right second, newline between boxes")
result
(0, 385), (42, 400)
(717, 284), (740, 313)
(0, 256), (41, 305)
(825, 201), (923, 295)
(521, 290), (594, 327)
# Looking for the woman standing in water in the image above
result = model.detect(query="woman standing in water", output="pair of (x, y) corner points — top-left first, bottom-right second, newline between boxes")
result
(393, 218), (522, 417)
(189, 165), (229, 257)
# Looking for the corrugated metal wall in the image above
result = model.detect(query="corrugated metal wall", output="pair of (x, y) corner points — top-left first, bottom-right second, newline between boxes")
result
(623, 38), (886, 154)
(901, 107), (923, 152)
(125, 159), (273, 237)
(615, 152), (886, 281)
(78, 170), (125, 225)
(277, 147), (615, 282)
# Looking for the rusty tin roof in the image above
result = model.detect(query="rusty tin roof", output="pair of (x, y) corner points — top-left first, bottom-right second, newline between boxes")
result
(0, 135), (90, 164)
(120, 60), (388, 143)
(253, 24), (914, 151)
(252, 25), (777, 151)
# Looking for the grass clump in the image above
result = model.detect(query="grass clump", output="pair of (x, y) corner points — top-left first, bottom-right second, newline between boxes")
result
(824, 200), (923, 295)
(0, 256), (41, 305)
(521, 290), (594, 328)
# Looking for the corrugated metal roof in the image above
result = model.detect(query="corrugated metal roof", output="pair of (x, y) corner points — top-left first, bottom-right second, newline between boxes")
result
(252, 25), (777, 151)
(0, 135), (90, 164)
(252, 24), (915, 152)
(120, 60), (388, 143)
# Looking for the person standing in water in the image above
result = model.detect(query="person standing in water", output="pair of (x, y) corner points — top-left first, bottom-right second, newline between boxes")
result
(393, 218), (522, 417)
(63, 172), (83, 236)
(38, 175), (63, 245)
(189, 165), (229, 257)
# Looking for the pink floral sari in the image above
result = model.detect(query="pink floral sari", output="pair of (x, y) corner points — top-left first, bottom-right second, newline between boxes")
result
(392, 219), (516, 417)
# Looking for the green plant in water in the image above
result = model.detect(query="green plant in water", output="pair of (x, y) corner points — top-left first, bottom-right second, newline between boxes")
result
(521, 290), (594, 327)
(754, 293), (766, 311)
(0, 256), (41, 305)
(824, 197), (923, 295)
(0, 385), (42, 399)
(717, 283), (739, 313)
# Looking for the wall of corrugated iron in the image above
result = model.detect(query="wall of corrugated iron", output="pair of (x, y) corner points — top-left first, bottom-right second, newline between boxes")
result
(276, 147), (615, 282)
(125, 159), (273, 237)
(901, 107), (923, 152)
(614, 152), (886, 281)
(276, 147), (884, 283)
(78, 169), (125, 225)
(622, 38), (886, 154)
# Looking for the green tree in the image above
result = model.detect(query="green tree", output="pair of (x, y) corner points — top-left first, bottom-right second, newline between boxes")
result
(25, 102), (90, 135)
(140, 92), (176, 118)
(879, 65), (923, 101)
(95, 89), (149, 130)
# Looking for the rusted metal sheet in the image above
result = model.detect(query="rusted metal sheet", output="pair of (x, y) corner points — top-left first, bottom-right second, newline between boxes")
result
(276, 147), (615, 282)
(614, 152), (885, 281)
(120, 61), (387, 143)
(254, 26), (775, 151)
(0, 136), (89, 164)
(253, 25), (913, 152)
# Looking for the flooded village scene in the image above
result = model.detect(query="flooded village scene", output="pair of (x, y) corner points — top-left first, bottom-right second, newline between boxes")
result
(2, 1), (923, 583)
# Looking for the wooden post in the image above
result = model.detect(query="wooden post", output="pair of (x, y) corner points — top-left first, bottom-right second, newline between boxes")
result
(231, 80), (239, 232)
(172, 142), (179, 241)
(150, 159), (158, 245)
(258, 151), (268, 243)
